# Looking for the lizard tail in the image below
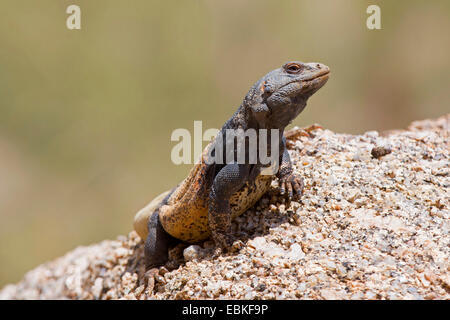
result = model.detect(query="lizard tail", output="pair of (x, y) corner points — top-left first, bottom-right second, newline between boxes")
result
(133, 190), (172, 240)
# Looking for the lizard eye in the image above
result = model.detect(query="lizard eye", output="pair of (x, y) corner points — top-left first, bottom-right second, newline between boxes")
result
(285, 63), (302, 74)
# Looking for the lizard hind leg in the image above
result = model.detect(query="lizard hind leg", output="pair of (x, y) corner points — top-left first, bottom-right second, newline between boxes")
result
(144, 211), (178, 270)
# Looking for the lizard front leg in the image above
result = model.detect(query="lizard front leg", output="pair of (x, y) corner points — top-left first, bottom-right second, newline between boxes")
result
(277, 140), (304, 200)
(208, 163), (250, 251)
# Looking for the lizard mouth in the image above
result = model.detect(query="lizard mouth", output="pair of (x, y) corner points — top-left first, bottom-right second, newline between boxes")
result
(300, 69), (330, 88)
(298, 70), (330, 94)
(275, 68), (330, 95)
(312, 71), (330, 81)
(302, 68), (330, 82)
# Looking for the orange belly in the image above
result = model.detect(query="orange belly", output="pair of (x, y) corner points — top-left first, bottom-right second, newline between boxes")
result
(159, 173), (273, 243)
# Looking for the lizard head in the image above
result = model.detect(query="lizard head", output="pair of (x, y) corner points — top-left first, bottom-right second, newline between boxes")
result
(244, 61), (330, 128)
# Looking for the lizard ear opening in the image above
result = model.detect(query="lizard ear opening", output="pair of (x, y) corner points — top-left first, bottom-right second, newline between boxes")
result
(249, 103), (271, 125)
(250, 103), (270, 115)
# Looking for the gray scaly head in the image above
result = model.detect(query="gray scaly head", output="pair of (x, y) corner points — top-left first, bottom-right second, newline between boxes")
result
(243, 61), (330, 129)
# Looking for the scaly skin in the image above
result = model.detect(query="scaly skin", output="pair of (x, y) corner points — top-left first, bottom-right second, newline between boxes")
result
(133, 61), (330, 269)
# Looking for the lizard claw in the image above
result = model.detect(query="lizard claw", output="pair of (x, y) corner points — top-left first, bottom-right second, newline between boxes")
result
(213, 238), (242, 255)
(143, 268), (159, 292)
(214, 246), (223, 257)
(279, 173), (304, 200)
(211, 231), (234, 253)
(280, 180), (286, 195)
(230, 240), (244, 253)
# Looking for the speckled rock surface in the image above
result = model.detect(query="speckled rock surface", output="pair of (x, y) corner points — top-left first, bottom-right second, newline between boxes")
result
(1, 115), (449, 300)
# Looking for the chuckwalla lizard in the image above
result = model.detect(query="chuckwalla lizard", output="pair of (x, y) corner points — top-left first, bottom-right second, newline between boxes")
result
(134, 61), (330, 269)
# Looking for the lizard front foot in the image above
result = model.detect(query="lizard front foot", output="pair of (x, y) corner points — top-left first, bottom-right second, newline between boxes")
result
(213, 238), (243, 257)
(279, 173), (304, 200)
(211, 231), (234, 253)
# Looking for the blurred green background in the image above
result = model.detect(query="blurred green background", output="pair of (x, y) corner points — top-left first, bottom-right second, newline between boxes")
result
(0, 0), (449, 286)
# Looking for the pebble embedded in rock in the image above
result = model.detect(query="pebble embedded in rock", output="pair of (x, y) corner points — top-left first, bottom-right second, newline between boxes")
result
(182, 245), (204, 262)
(371, 146), (392, 159)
